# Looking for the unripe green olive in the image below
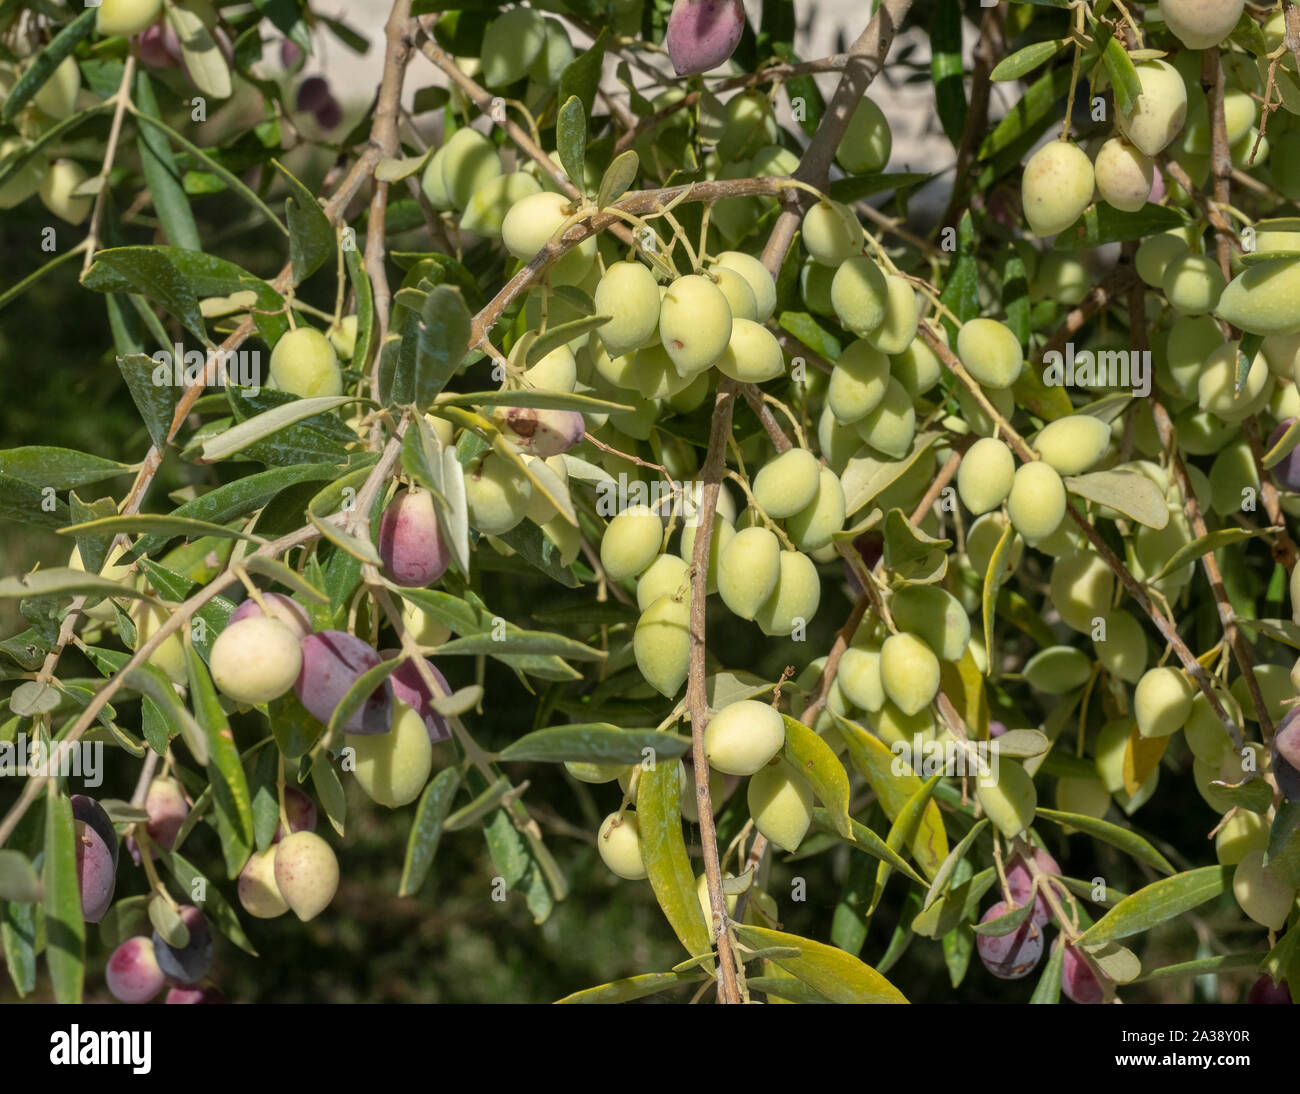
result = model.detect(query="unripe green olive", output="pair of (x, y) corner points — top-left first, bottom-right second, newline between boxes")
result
(33, 56), (80, 120)
(891, 585), (970, 663)
(836, 647), (884, 712)
(1159, 0), (1245, 50)
(712, 250), (776, 321)
(210, 616), (302, 704)
(1021, 141), (1094, 236)
(1033, 413), (1111, 476)
(465, 453), (533, 535)
(856, 384), (918, 460)
(328, 315), (358, 361)
(1116, 61), (1188, 157)
(1194, 743), (1265, 812)
(1094, 137), (1154, 212)
(401, 597), (451, 648)
(459, 170), (541, 237)
(747, 761), (815, 852)
(594, 260), (661, 357)
(133, 600), (187, 686)
(1094, 718), (1139, 794)
(869, 700), (934, 748)
(269, 327), (342, 398)
(754, 550), (821, 636)
(966, 512), (1024, 578)
(864, 275), (919, 355)
(1007, 462), (1066, 542)
(679, 512), (734, 595)
(718, 525), (781, 620)
(1199, 341), (1271, 421)
(348, 699), (434, 808)
(420, 143), (455, 210)
(522, 344), (578, 395)
(879, 632), (940, 716)
(39, 159), (92, 224)
(238, 846), (290, 919)
(1233, 849), (1296, 930)
(703, 699), (785, 775)
(1031, 251), (1091, 306)
(785, 466), (846, 551)
(597, 810), (648, 880)
(752, 448), (820, 518)
(1230, 662), (1293, 727)
(1216, 257), (1300, 336)
(600, 503), (663, 581)
(502, 190), (582, 262)
(1055, 773), (1111, 820)
(480, 6), (548, 88)
(956, 318), (1023, 390)
(830, 255), (889, 334)
(0, 138), (46, 210)
(800, 259), (837, 316)
(1050, 552), (1114, 634)
(976, 760), (1037, 838)
(827, 339), (890, 424)
(835, 96), (891, 175)
(893, 327), (946, 396)
(1134, 666), (1196, 738)
(1163, 253), (1226, 316)
(97, 0), (164, 37)
(273, 831), (339, 922)
(957, 437), (1015, 514)
(565, 760), (625, 784)
(696, 872), (738, 923)
(1136, 230), (1192, 288)
(1094, 609), (1148, 685)
(637, 553), (689, 612)
(1217, 810), (1269, 866)
(1209, 441), (1260, 517)
(801, 199), (864, 265)
(1023, 645), (1092, 694)
(709, 265), (759, 322)
(659, 274), (733, 375)
(1184, 690), (1236, 766)
(715, 317), (784, 383)
(817, 405), (862, 474)
(635, 594), (690, 696)
(438, 127), (503, 212)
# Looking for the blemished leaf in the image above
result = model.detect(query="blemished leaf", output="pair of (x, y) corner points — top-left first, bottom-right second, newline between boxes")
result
(834, 713), (949, 878)
(399, 767), (462, 897)
(1079, 866), (1232, 946)
(498, 725), (690, 765)
(1065, 471), (1169, 529)
(0, 851), (40, 904)
(733, 924), (909, 1003)
(991, 39), (1068, 81)
(557, 96), (588, 197)
(781, 716), (851, 839)
(554, 971), (704, 1004)
(638, 759), (714, 958)
(44, 791), (84, 1004)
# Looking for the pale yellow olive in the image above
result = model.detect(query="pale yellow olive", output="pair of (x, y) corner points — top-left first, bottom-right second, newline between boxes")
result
(210, 616), (302, 705)
(747, 761), (815, 852)
(597, 810), (648, 879)
(879, 632), (940, 716)
(1007, 462), (1066, 542)
(1134, 666), (1195, 739)
(976, 760), (1037, 838)
(634, 594), (690, 696)
(1117, 61), (1189, 158)
(703, 699), (785, 775)
(269, 327), (342, 398)
(1021, 141), (1094, 236)
(347, 699), (434, 808)
(957, 437), (1015, 515)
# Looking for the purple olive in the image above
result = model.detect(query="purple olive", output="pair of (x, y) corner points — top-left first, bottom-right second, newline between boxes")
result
(296, 76), (332, 113)
(71, 795), (117, 923)
(280, 39), (304, 70)
(106, 937), (165, 1004)
(295, 631), (392, 735)
(152, 905), (212, 985)
(1246, 975), (1292, 1004)
(273, 786), (319, 842)
(1061, 943), (1106, 1004)
(165, 985), (228, 1004)
(230, 591), (313, 639)
(134, 24), (181, 69)
(144, 777), (188, 852)
(988, 720), (1008, 738)
(315, 96), (344, 130)
(975, 900), (1044, 980)
(1004, 846), (1061, 928)
(665, 0), (746, 76)
(378, 489), (450, 588)
(381, 651), (452, 743)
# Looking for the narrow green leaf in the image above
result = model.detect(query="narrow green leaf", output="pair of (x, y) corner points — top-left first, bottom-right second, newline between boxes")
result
(639, 758), (714, 958)
(399, 767), (462, 897)
(44, 791), (84, 1004)
(498, 725), (689, 765)
(733, 923), (908, 1003)
(554, 970), (702, 1004)
(781, 715), (851, 839)
(1079, 866), (1232, 946)
(557, 95), (588, 197)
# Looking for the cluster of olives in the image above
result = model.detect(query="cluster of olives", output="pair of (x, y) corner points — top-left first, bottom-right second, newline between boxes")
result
(587, 698), (810, 919)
